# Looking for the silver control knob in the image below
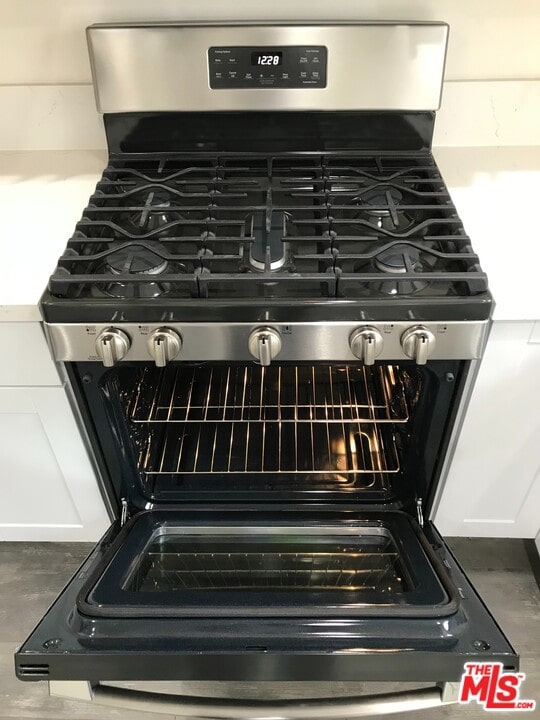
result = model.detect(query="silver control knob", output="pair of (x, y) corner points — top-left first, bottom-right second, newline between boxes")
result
(95, 328), (131, 367)
(147, 328), (182, 367)
(349, 326), (384, 365)
(401, 326), (436, 365)
(248, 327), (282, 366)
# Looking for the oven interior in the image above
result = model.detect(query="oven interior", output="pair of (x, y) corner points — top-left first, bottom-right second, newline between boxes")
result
(76, 361), (460, 616)
(108, 363), (431, 503)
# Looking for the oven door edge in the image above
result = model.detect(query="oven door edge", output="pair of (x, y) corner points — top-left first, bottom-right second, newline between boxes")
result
(15, 510), (518, 687)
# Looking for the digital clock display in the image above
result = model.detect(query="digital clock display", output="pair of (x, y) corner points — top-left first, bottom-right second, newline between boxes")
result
(209, 46), (326, 88)
(251, 51), (283, 66)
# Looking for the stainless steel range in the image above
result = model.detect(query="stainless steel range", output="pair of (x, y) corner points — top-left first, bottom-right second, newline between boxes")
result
(15, 21), (517, 718)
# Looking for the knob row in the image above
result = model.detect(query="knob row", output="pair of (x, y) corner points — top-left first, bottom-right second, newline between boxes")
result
(95, 325), (436, 367)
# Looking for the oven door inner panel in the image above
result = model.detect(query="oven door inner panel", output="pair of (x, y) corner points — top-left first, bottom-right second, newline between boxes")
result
(15, 512), (518, 684)
(78, 511), (455, 617)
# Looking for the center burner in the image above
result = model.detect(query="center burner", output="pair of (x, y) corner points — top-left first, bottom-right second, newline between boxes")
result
(248, 213), (288, 272)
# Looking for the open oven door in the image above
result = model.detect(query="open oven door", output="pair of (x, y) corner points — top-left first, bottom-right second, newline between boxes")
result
(15, 507), (518, 717)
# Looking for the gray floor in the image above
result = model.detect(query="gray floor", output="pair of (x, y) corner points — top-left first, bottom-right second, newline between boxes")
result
(0, 539), (538, 719)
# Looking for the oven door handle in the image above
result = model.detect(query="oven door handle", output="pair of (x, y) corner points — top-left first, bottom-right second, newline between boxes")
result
(49, 680), (460, 718)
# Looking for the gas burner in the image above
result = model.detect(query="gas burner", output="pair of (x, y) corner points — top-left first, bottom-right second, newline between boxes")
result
(92, 241), (184, 299)
(372, 243), (429, 295)
(116, 189), (205, 237)
(358, 186), (418, 233)
(375, 243), (420, 274)
(106, 243), (168, 275)
(248, 214), (288, 272)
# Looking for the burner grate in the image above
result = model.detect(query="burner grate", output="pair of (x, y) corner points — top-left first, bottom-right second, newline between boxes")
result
(48, 153), (488, 300)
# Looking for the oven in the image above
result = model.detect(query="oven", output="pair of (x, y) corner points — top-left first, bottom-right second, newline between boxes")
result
(15, 21), (517, 718)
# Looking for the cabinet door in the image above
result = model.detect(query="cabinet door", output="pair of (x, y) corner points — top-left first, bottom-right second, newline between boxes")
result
(0, 387), (110, 541)
(435, 322), (540, 538)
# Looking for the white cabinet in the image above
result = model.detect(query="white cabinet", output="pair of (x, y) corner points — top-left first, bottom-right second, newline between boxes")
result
(435, 321), (540, 538)
(0, 322), (109, 541)
(0, 322), (61, 386)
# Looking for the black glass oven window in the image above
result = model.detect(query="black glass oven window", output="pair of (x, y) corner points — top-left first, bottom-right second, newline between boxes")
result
(125, 532), (409, 594)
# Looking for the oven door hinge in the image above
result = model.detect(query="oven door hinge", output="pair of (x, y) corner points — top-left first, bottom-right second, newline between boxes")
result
(120, 498), (129, 527)
(416, 497), (424, 527)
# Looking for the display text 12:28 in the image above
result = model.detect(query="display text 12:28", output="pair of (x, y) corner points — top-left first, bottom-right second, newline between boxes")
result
(251, 52), (283, 66)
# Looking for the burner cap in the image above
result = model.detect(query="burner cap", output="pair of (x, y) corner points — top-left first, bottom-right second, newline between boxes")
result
(105, 244), (168, 275)
(375, 244), (420, 274)
(362, 187), (403, 216)
(94, 242), (181, 299)
(372, 244), (428, 295)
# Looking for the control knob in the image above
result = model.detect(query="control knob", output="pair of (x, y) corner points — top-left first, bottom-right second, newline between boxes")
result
(95, 328), (131, 367)
(401, 326), (436, 365)
(147, 328), (182, 366)
(349, 327), (383, 365)
(248, 327), (282, 366)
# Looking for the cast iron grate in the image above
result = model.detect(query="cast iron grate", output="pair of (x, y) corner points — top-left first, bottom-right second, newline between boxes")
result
(48, 152), (487, 300)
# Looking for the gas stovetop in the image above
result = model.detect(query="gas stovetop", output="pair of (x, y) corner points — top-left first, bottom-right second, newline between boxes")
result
(48, 152), (487, 306)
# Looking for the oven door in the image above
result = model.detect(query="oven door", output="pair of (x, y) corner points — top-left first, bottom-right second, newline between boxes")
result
(15, 507), (517, 717)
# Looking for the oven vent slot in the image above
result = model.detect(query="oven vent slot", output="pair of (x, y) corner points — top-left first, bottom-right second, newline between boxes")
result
(18, 663), (50, 677)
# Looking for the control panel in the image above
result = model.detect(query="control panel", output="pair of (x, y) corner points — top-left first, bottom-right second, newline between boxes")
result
(47, 321), (489, 365)
(208, 46), (327, 89)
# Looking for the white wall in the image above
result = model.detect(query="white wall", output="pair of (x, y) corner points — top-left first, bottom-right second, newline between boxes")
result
(1, 0), (540, 84)
(0, 0), (539, 150)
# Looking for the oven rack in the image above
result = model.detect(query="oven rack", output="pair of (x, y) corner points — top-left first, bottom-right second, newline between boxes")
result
(131, 544), (404, 592)
(128, 364), (410, 425)
(137, 418), (400, 479)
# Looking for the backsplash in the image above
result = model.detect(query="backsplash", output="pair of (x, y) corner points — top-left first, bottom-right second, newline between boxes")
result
(1, 0), (539, 150)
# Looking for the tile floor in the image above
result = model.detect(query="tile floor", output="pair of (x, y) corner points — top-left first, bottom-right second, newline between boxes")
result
(1, 538), (538, 719)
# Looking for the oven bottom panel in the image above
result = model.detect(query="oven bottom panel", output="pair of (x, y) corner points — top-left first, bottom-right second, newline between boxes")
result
(15, 512), (518, 683)
(78, 511), (454, 618)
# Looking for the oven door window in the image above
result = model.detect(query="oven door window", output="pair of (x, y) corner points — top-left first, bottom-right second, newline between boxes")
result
(76, 510), (455, 618)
